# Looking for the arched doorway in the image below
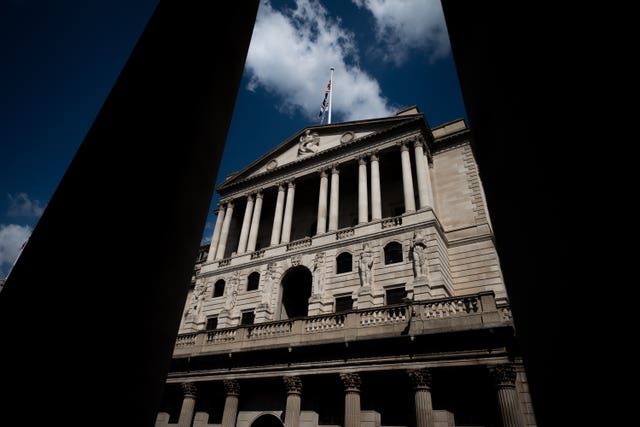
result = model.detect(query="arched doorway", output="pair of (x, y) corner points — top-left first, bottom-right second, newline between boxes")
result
(250, 413), (283, 427)
(279, 265), (312, 319)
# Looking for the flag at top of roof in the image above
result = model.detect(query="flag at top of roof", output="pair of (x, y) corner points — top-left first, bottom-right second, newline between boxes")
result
(317, 67), (334, 124)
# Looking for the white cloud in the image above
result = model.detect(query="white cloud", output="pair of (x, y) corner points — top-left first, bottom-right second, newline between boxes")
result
(245, 0), (396, 122)
(7, 192), (45, 217)
(352, 0), (450, 65)
(0, 224), (32, 279)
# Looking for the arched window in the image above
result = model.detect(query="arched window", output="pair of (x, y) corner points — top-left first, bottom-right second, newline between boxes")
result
(336, 252), (353, 273)
(213, 279), (225, 297)
(384, 242), (403, 264)
(247, 272), (260, 291)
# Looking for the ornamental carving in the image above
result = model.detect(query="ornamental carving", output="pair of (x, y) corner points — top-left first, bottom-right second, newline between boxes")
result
(491, 364), (517, 387)
(340, 131), (355, 144)
(411, 230), (428, 279)
(298, 129), (320, 155)
(340, 372), (362, 391)
(266, 159), (278, 170)
(407, 368), (432, 390)
(311, 252), (326, 295)
(291, 254), (302, 267)
(181, 382), (197, 397)
(283, 376), (303, 393)
(224, 271), (240, 311)
(223, 379), (240, 395)
(358, 242), (374, 288)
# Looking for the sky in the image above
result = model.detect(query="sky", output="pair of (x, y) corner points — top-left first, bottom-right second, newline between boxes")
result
(0, 0), (468, 280)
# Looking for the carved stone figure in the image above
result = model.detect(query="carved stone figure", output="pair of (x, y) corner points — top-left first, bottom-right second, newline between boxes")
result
(298, 129), (320, 155)
(312, 252), (325, 295)
(225, 272), (240, 311)
(358, 243), (374, 287)
(411, 230), (428, 278)
(186, 280), (207, 317)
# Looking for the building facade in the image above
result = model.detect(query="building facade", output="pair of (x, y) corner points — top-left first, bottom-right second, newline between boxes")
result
(156, 107), (536, 427)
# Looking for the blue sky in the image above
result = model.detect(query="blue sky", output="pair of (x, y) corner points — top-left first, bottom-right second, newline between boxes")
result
(0, 0), (467, 279)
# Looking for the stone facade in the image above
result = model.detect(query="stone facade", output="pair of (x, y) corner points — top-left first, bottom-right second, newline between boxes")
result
(159, 106), (537, 427)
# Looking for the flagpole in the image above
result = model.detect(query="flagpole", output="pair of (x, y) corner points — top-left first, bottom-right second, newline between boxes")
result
(328, 67), (334, 124)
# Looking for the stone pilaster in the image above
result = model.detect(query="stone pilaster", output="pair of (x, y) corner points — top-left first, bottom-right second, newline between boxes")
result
(358, 156), (368, 224)
(221, 379), (240, 427)
(328, 166), (340, 231)
(399, 142), (416, 213)
(281, 181), (296, 244)
(283, 376), (303, 427)
(491, 365), (525, 427)
(271, 183), (286, 245)
(236, 194), (254, 254)
(413, 136), (431, 209)
(207, 204), (225, 262)
(369, 151), (382, 221)
(246, 192), (263, 252)
(340, 373), (361, 427)
(316, 169), (329, 234)
(178, 382), (197, 427)
(408, 369), (434, 427)
(216, 200), (234, 260)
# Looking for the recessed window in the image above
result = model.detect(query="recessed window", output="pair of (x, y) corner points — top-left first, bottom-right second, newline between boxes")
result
(247, 272), (260, 291)
(335, 296), (353, 313)
(384, 242), (403, 264)
(336, 252), (352, 273)
(386, 287), (407, 305)
(213, 279), (225, 297)
(241, 310), (255, 326)
(206, 316), (218, 330)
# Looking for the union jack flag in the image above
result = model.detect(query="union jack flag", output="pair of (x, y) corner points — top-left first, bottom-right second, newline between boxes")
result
(317, 80), (331, 123)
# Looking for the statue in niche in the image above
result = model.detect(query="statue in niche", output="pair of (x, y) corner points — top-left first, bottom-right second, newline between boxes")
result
(358, 242), (374, 287)
(261, 262), (278, 305)
(186, 280), (207, 317)
(411, 230), (428, 278)
(311, 252), (325, 295)
(224, 271), (240, 311)
(298, 129), (320, 155)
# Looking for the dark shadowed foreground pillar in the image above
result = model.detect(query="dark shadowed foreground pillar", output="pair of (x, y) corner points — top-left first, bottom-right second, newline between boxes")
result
(0, 1), (259, 425)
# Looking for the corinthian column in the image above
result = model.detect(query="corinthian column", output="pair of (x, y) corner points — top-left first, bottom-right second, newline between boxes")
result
(236, 194), (254, 254)
(413, 137), (431, 209)
(399, 142), (416, 213)
(215, 200), (234, 260)
(281, 181), (296, 243)
(283, 376), (303, 427)
(246, 192), (263, 252)
(328, 166), (340, 231)
(316, 169), (329, 235)
(408, 369), (434, 427)
(270, 183), (286, 246)
(358, 156), (368, 224)
(221, 379), (240, 427)
(177, 382), (197, 427)
(207, 204), (225, 262)
(340, 372), (361, 427)
(370, 152), (382, 221)
(491, 365), (525, 427)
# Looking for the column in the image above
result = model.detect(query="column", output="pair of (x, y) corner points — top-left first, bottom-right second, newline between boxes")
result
(328, 165), (340, 231)
(408, 369), (434, 427)
(340, 372), (361, 427)
(358, 156), (368, 224)
(206, 204), (225, 262)
(283, 376), (303, 427)
(281, 180), (296, 243)
(236, 194), (254, 254)
(177, 382), (197, 427)
(215, 200), (234, 260)
(413, 137), (431, 209)
(221, 379), (240, 427)
(423, 148), (434, 208)
(491, 365), (525, 427)
(270, 183), (286, 246)
(246, 192), (263, 252)
(316, 169), (329, 234)
(370, 151), (382, 221)
(399, 142), (416, 213)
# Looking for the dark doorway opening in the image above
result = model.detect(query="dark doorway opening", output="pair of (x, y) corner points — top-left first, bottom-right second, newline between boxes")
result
(280, 266), (312, 319)
(250, 413), (284, 427)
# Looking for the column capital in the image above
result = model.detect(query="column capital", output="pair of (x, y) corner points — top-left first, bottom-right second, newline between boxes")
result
(287, 180), (296, 189)
(407, 368), (432, 390)
(246, 193), (255, 202)
(223, 379), (240, 396)
(490, 364), (517, 388)
(182, 382), (197, 398)
(369, 151), (379, 161)
(331, 165), (340, 174)
(255, 191), (264, 199)
(358, 155), (367, 165)
(283, 376), (303, 394)
(318, 167), (329, 178)
(413, 135), (426, 149)
(340, 372), (361, 392)
(397, 140), (410, 152)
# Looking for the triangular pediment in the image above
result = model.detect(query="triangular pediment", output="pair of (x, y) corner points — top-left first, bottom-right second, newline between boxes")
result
(217, 112), (425, 191)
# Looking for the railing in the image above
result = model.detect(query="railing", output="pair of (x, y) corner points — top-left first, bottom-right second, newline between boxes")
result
(381, 216), (403, 229)
(286, 237), (312, 251)
(336, 228), (355, 240)
(173, 292), (510, 357)
(218, 258), (231, 267)
(250, 250), (265, 259)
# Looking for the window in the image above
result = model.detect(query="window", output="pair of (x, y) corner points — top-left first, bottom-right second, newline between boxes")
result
(386, 287), (407, 305)
(384, 242), (403, 264)
(213, 279), (225, 297)
(241, 310), (255, 325)
(247, 272), (260, 291)
(335, 295), (353, 313)
(336, 252), (352, 273)
(206, 316), (218, 330)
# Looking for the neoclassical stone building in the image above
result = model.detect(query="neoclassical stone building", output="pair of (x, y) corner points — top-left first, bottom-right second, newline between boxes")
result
(156, 107), (536, 427)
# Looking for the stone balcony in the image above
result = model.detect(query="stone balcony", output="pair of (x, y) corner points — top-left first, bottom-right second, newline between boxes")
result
(173, 291), (510, 358)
